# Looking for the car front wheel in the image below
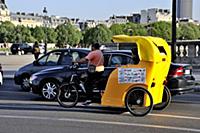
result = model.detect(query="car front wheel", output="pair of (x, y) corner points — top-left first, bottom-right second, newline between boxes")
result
(41, 80), (59, 100)
(21, 76), (31, 91)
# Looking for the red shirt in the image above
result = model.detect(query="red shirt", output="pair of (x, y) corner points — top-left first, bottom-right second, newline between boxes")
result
(85, 50), (104, 67)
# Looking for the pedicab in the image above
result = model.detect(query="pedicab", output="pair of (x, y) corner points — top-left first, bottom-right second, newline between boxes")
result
(57, 35), (172, 116)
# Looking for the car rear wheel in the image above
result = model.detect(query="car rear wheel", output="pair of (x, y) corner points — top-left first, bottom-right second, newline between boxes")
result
(41, 80), (59, 100)
(0, 72), (3, 86)
(21, 76), (31, 92)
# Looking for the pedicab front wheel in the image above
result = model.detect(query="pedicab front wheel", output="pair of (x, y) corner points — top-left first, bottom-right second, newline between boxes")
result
(125, 87), (153, 117)
(57, 84), (79, 108)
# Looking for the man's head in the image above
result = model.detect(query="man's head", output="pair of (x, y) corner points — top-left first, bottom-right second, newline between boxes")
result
(91, 43), (100, 51)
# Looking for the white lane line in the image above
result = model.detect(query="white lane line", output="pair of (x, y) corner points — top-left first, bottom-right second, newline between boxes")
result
(150, 113), (200, 120)
(0, 115), (200, 132)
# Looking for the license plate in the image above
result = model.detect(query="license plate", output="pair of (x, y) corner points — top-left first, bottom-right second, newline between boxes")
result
(185, 70), (190, 75)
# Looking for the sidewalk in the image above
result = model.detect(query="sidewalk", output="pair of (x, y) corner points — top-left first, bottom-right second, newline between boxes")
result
(0, 54), (35, 78)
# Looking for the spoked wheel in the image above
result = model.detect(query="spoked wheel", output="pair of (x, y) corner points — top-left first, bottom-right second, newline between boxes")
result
(21, 76), (31, 92)
(153, 86), (171, 110)
(57, 84), (79, 108)
(125, 87), (153, 117)
(41, 80), (59, 100)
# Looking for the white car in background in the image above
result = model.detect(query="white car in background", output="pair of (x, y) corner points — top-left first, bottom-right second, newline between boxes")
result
(0, 63), (3, 86)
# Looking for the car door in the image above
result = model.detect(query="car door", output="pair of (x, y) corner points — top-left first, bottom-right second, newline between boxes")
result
(31, 51), (63, 74)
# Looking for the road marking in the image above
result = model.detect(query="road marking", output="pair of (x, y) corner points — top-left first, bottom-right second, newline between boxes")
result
(0, 115), (200, 132)
(150, 113), (200, 120)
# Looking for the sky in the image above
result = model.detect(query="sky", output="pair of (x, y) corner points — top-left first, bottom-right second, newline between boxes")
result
(6, 0), (200, 21)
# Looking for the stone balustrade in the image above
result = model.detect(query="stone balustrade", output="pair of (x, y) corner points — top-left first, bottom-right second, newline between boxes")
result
(169, 40), (200, 69)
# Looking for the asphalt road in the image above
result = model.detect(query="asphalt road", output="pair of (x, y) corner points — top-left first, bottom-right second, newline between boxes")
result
(0, 79), (200, 133)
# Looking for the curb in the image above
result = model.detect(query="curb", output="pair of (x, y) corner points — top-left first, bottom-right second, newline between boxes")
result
(4, 75), (14, 80)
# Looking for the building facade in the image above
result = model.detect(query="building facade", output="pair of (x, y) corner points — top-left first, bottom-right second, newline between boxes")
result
(141, 8), (171, 24)
(10, 12), (43, 27)
(177, 0), (193, 19)
(0, 0), (10, 22)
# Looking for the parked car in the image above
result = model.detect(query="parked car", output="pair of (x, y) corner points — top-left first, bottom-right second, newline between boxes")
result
(10, 43), (33, 55)
(29, 50), (135, 100)
(167, 63), (195, 95)
(14, 48), (90, 91)
(0, 63), (3, 86)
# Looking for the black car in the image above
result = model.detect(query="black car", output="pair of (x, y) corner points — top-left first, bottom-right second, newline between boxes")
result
(0, 63), (3, 86)
(30, 50), (135, 100)
(167, 63), (195, 95)
(10, 43), (33, 55)
(14, 48), (90, 91)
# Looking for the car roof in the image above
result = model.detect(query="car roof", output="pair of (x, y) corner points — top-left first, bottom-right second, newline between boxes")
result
(50, 48), (132, 54)
(103, 50), (132, 55)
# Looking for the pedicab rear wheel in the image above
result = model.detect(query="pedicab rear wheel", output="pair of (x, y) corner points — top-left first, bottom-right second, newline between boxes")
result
(57, 84), (79, 108)
(153, 86), (171, 110)
(125, 87), (153, 117)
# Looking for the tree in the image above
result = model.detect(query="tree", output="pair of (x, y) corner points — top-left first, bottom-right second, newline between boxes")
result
(14, 25), (35, 43)
(123, 23), (147, 36)
(31, 26), (45, 42)
(110, 24), (124, 35)
(0, 21), (15, 43)
(148, 21), (172, 40)
(84, 24), (112, 45)
(56, 23), (82, 48)
(178, 23), (197, 40)
(43, 27), (57, 43)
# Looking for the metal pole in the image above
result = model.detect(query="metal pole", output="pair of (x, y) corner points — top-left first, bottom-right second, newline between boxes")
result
(172, 0), (177, 62)
(43, 7), (48, 54)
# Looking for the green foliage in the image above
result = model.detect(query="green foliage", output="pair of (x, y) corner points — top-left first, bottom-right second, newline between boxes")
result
(123, 23), (147, 36)
(148, 21), (172, 40)
(31, 26), (45, 42)
(84, 24), (112, 45)
(110, 24), (124, 35)
(43, 27), (57, 43)
(56, 23), (82, 48)
(0, 21), (15, 43)
(0, 20), (199, 44)
(178, 23), (200, 40)
(14, 25), (35, 43)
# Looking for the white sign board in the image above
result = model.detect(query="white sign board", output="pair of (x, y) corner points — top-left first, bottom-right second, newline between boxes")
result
(118, 68), (146, 84)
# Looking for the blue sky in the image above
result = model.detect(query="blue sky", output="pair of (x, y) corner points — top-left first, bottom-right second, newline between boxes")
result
(6, 0), (200, 21)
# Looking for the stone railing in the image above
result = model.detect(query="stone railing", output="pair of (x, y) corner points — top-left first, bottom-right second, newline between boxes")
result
(169, 40), (200, 69)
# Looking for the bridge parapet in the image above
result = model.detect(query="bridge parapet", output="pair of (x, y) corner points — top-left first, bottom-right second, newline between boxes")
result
(170, 40), (200, 69)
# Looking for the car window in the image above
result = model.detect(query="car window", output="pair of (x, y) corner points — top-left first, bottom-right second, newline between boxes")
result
(38, 54), (48, 65)
(103, 54), (110, 67)
(46, 52), (61, 66)
(72, 52), (80, 62)
(73, 51), (88, 68)
(110, 54), (134, 67)
(61, 52), (73, 65)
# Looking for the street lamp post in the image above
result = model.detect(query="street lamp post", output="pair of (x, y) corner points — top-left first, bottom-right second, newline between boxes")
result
(172, 0), (177, 62)
(43, 7), (48, 54)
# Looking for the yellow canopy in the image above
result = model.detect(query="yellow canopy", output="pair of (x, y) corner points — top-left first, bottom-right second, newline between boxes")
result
(112, 35), (171, 63)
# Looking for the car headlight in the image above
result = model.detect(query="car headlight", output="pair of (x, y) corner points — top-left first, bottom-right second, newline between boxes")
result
(30, 75), (38, 84)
